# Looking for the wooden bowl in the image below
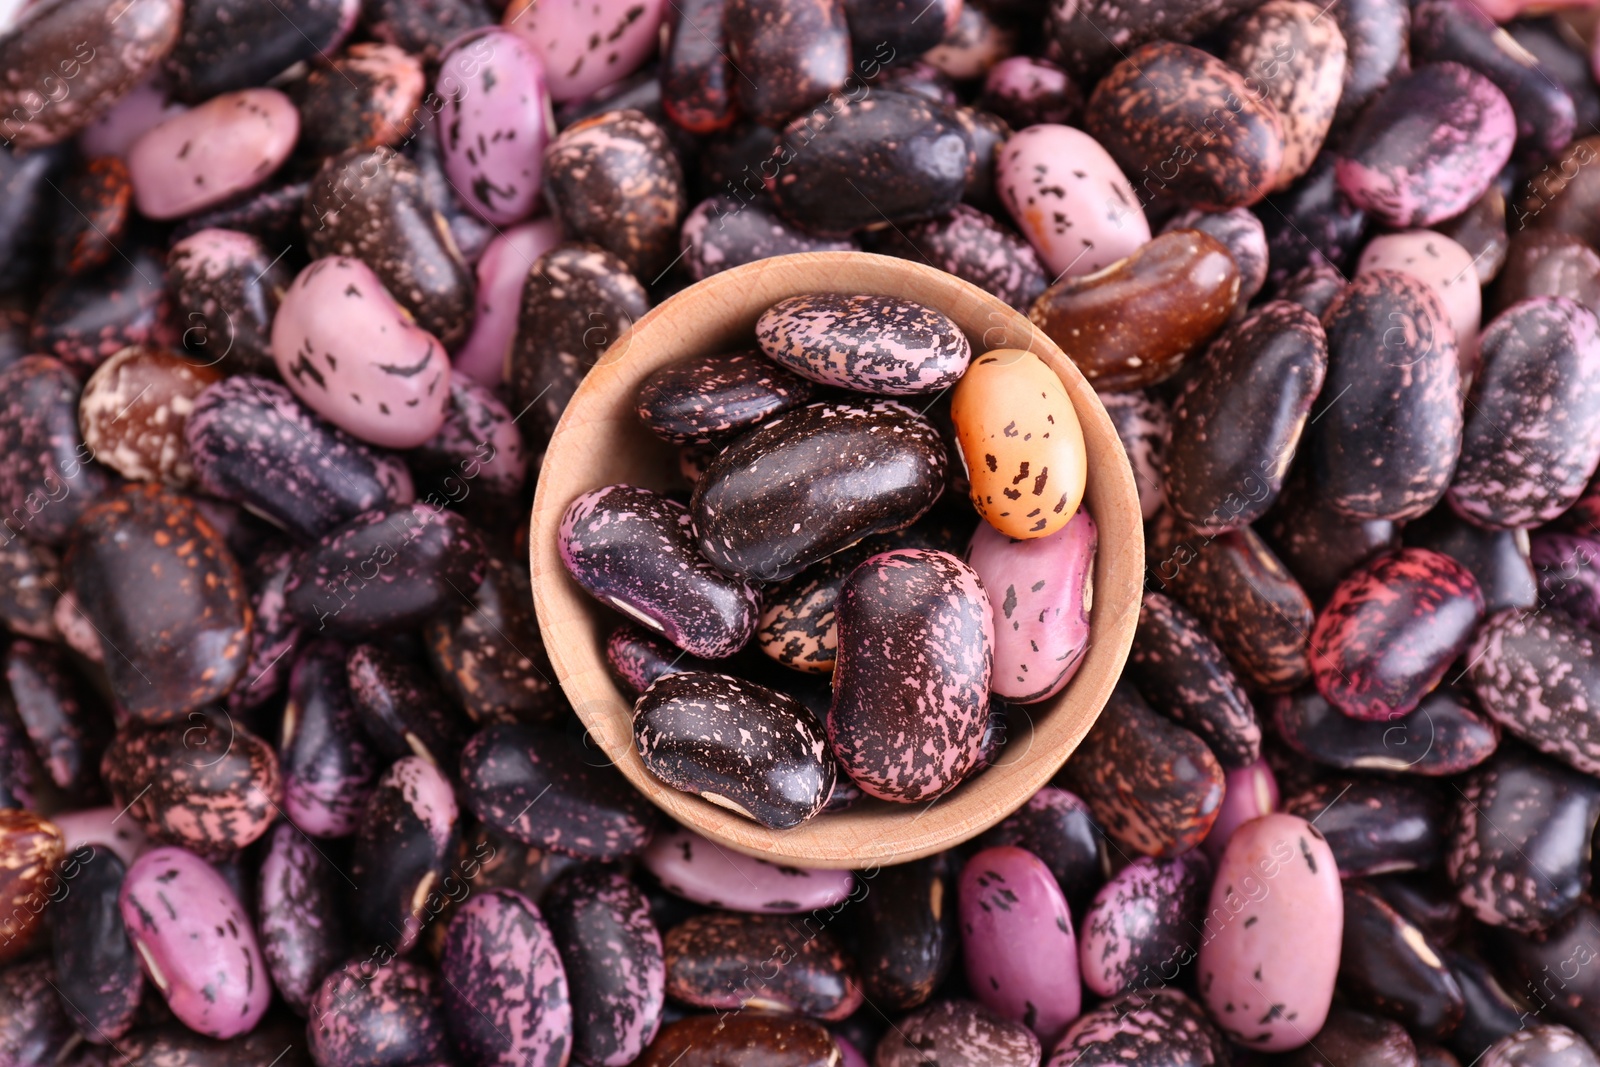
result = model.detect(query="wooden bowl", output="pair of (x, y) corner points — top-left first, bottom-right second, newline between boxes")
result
(529, 252), (1144, 868)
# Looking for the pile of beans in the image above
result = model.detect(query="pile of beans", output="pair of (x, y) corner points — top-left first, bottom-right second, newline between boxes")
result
(560, 296), (1091, 827)
(0, 0), (1599, 1063)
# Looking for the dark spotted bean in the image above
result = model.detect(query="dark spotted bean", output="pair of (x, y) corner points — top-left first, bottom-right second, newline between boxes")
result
(0, 539), (60, 641)
(165, 229), (287, 378)
(544, 110), (687, 282)
(1261, 156), (1368, 289)
(1261, 465), (1400, 603)
(1047, 0), (1258, 83)
(308, 958), (450, 1067)
(257, 821), (349, 1015)
(1049, 989), (1228, 1067)
(1310, 270), (1463, 522)
(286, 43), (424, 160)
(1056, 687), (1224, 858)
(637, 1014), (842, 1067)
(1449, 297), (1600, 529)
(1127, 592), (1260, 768)
(634, 672), (837, 830)
(692, 401), (947, 583)
(50, 845), (142, 1041)
(0, 356), (110, 547)
(0, 0), (181, 149)
(1280, 1008), (1420, 1067)
(1491, 231), (1600, 321)
(1165, 301), (1328, 533)
(1284, 776), (1448, 876)
(284, 503), (488, 637)
(1336, 63), (1515, 228)
(723, 0), (850, 128)
(4, 638), (110, 795)
(1149, 514), (1315, 691)
(660, 0), (735, 134)
(165, 0), (357, 102)
(1411, 0), (1576, 157)
(545, 868), (665, 1067)
(1310, 548), (1485, 722)
(871, 204), (1048, 313)
(561, 484), (760, 659)
(281, 640), (378, 838)
(1099, 390), (1168, 521)
(101, 713), (281, 856)
(1469, 609), (1600, 778)
(1493, 907), (1600, 1048)
(345, 642), (467, 769)
(424, 554), (559, 726)
(1078, 852), (1209, 999)
(663, 911), (862, 1019)
(30, 251), (171, 377)
(347, 756), (458, 956)
(635, 350), (818, 446)
(1274, 687), (1499, 777)
(854, 854), (957, 1012)
(1340, 881), (1465, 1038)
(440, 887), (572, 1067)
(767, 90), (971, 237)
(1404, 506), (1538, 616)
(1085, 42), (1284, 211)
(186, 376), (414, 544)
(679, 196), (856, 282)
(459, 722), (656, 861)
(1448, 743), (1600, 933)
(604, 624), (710, 697)
(830, 549), (992, 803)
(507, 243), (650, 449)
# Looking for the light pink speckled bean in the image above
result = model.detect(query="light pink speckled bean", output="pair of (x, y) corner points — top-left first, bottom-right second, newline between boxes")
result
(501, 0), (667, 103)
(51, 805), (148, 867)
(453, 218), (561, 386)
(271, 256), (451, 449)
(77, 72), (186, 159)
(1197, 813), (1342, 1052)
(126, 88), (299, 220)
(641, 825), (855, 913)
(997, 124), (1151, 279)
(966, 507), (1096, 704)
(1358, 230), (1482, 385)
(119, 846), (271, 1039)
(960, 845), (1082, 1048)
(437, 28), (553, 227)
(1201, 758), (1279, 862)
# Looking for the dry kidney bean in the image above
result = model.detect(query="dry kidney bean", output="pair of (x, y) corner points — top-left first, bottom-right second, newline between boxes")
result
(5, 5), (1600, 1065)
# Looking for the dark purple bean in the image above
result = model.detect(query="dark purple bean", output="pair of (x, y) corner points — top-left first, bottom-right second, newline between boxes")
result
(458, 722), (656, 861)
(284, 504), (488, 637)
(545, 868), (665, 1067)
(257, 821), (349, 1015)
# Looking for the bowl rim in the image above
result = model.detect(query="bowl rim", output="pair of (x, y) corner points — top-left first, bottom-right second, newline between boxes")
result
(529, 250), (1144, 868)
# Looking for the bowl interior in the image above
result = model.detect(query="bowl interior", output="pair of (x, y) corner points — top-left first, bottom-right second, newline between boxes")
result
(529, 251), (1144, 867)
